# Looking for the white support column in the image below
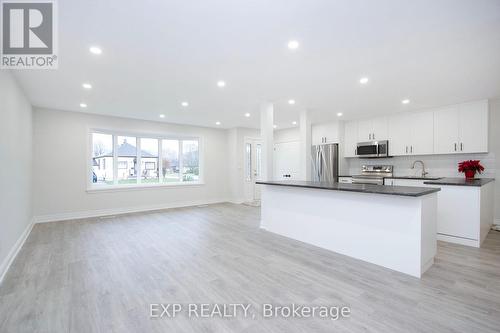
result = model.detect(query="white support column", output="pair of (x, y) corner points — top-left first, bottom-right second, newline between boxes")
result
(260, 102), (274, 181)
(299, 109), (312, 181)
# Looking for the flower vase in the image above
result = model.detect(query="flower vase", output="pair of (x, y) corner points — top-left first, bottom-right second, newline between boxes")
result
(465, 170), (476, 180)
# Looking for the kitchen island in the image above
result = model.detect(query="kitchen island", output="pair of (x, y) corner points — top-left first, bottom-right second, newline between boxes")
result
(257, 181), (440, 278)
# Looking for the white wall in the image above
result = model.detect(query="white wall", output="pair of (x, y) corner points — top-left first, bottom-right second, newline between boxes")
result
(32, 108), (230, 220)
(0, 71), (33, 277)
(274, 127), (300, 143)
(346, 153), (496, 178)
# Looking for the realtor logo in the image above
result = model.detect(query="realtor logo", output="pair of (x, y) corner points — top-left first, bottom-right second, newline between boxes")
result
(1, 0), (58, 69)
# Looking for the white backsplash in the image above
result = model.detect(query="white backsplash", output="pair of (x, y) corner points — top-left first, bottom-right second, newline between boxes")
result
(346, 153), (496, 178)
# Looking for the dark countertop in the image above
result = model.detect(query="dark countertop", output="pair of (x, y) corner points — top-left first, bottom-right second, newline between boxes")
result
(338, 175), (442, 180)
(256, 180), (440, 197)
(423, 178), (495, 187)
(386, 176), (443, 180)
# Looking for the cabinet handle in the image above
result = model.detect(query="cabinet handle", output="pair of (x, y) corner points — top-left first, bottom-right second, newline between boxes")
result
(406, 146), (408, 154)
(454, 143), (457, 151)
(460, 143), (463, 151)
(372, 133), (375, 140)
(410, 146), (413, 154)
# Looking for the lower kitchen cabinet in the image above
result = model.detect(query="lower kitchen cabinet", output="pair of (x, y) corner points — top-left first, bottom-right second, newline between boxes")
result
(435, 184), (494, 247)
(385, 178), (494, 247)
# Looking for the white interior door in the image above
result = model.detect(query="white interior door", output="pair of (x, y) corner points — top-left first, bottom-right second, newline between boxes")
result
(244, 139), (262, 202)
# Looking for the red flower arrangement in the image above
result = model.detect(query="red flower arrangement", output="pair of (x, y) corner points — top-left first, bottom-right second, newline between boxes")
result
(458, 160), (484, 180)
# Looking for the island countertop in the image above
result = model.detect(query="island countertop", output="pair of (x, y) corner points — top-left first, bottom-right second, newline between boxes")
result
(256, 180), (440, 197)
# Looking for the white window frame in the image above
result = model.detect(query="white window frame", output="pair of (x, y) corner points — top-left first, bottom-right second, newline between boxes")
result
(87, 128), (204, 192)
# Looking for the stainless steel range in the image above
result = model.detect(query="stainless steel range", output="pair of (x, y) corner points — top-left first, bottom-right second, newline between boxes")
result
(351, 165), (393, 185)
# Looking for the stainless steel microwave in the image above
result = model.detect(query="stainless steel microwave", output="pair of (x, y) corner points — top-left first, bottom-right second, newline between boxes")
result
(356, 140), (389, 158)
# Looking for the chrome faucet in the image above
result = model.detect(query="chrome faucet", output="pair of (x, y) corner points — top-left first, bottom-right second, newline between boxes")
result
(411, 160), (428, 178)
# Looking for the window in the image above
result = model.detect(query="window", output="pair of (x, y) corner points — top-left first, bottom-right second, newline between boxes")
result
(117, 136), (137, 184)
(140, 138), (159, 184)
(245, 143), (251, 181)
(182, 140), (199, 182)
(90, 131), (201, 188)
(161, 139), (180, 182)
(92, 133), (113, 184)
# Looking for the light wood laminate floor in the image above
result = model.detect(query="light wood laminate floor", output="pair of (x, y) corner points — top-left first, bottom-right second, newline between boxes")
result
(1, 203), (500, 332)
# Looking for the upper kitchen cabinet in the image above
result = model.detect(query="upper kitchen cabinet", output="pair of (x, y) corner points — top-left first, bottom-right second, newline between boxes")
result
(312, 121), (340, 145)
(411, 111), (434, 155)
(459, 100), (489, 153)
(344, 121), (358, 158)
(434, 100), (488, 154)
(357, 116), (388, 142)
(388, 111), (434, 156)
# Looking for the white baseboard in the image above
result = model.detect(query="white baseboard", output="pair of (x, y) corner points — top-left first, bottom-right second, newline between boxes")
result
(437, 233), (479, 248)
(227, 198), (246, 204)
(0, 218), (34, 285)
(33, 198), (231, 223)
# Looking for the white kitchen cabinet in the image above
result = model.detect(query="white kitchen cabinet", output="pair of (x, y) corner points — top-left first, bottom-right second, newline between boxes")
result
(384, 178), (495, 248)
(387, 114), (409, 156)
(357, 116), (388, 142)
(434, 100), (488, 154)
(388, 111), (433, 156)
(343, 121), (358, 158)
(411, 111), (434, 155)
(458, 100), (489, 153)
(312, 122), (340, 145)
(384, 178), (426, 186)
(372, 117), (388, 141)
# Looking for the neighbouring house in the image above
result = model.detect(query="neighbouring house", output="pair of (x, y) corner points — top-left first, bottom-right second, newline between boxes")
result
(93, 139), (161, 183)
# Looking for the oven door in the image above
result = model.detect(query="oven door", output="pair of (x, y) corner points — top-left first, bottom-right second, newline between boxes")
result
(356, 142), (379, 157)
(351, 176), (384, 185)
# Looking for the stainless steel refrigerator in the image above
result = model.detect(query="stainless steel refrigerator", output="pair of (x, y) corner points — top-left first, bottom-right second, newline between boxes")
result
(311, 143), (339, 182)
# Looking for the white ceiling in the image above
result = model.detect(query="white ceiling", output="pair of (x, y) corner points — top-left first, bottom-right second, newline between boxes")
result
(12, 0), (500, 129)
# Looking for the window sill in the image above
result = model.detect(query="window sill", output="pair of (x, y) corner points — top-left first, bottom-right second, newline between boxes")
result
(87, 181), (204, 193)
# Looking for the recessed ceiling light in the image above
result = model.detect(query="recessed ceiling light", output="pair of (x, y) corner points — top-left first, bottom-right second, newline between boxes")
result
(215, 121), (221, 125)
(273, 124), (277, 129)
(359, 77), (369, 84)
(89, 46), (102, 55)
(402, 99), (410, 104)
(82, 83), (92, 89)
(288, 99), (296, 105)
(79, 103), (87, 108)
(337, 112), (343, 117)
(287, 40), (299, 50)
(181, 102), (189, 107)
(217, 81), (226, 88)
(292, 121), (297, 125)
(159, 114), (165, 118)
(244, 113), (251, 117)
